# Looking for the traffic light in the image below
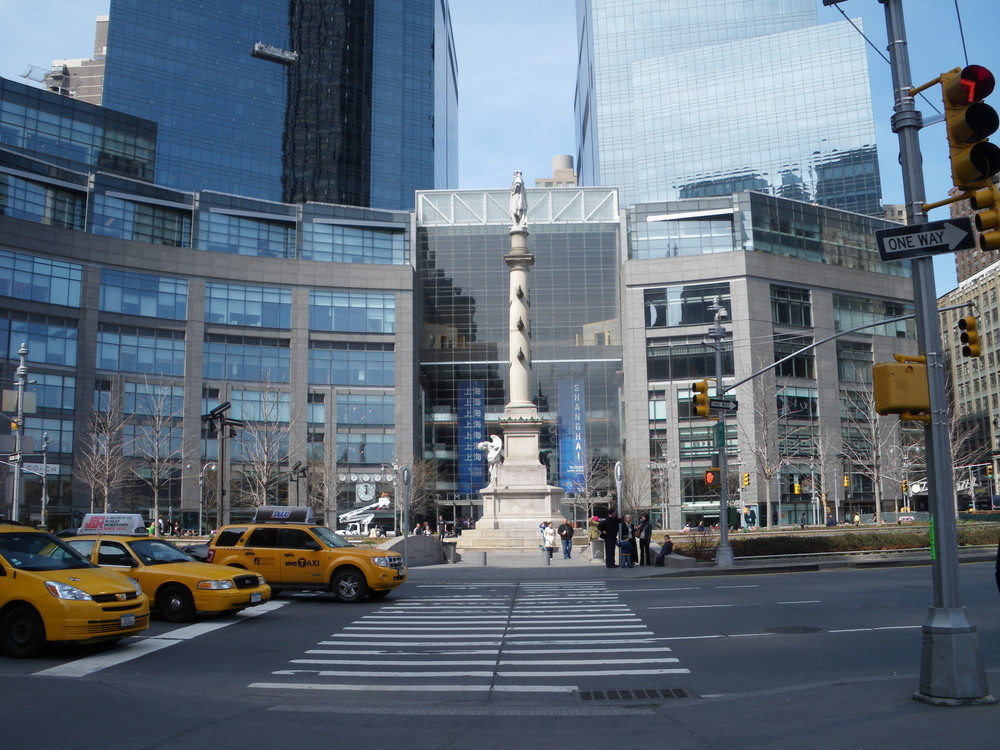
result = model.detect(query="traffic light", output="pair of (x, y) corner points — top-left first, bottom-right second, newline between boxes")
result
(873, 359), (930, 419)
(989, 465), (994, 477)
(691, 379), (710, 418)
(843, 474), (849, 488)
(902, 479), (908, 494)
(941, 65), (1000, 190)
(742, 472), (750, 487)
(793, 482), (801, 495)
(958, 315), (981, 357)
(969, 184), (1000, 250)
(704, 468), (720, 487)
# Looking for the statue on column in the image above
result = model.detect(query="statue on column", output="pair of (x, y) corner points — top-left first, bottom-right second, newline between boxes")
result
(509, 171), (527, 229)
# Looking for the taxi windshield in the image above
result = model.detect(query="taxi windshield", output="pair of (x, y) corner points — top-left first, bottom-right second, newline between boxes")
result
(311, 526), (353, 548)
(0, 532), (95, 571)
(128, 539), (195, 565)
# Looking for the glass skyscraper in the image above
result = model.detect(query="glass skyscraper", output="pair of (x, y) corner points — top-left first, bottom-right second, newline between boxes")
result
(102, 0), (458, 210)
(575, 0), (882, 214)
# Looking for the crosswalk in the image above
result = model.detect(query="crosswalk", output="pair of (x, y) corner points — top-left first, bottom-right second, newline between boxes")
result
(249, 581), (690, 695)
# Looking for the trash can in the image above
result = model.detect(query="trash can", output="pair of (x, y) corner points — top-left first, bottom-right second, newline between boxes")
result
(442, 540), (457, 563)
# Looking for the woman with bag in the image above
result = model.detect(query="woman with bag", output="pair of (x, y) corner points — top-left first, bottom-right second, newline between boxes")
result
(542, 521), (558, 561)
(636, 513), (652, 566)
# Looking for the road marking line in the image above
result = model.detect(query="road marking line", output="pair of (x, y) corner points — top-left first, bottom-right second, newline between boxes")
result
(272, 668), (689, 678)
(32, 600), (288, 678)
(777, 600), (822, 604)
(289, 657), (679, 666)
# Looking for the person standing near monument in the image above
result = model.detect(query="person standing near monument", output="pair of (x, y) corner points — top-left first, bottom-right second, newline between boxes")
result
(599, 511), (618, 568)
(542, 521), (557, 560)
(557, 518), (575, 559)
(635, 513), (652, 566)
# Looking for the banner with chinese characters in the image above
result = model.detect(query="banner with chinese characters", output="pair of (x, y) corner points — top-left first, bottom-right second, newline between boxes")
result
(457, 381), (487, 494)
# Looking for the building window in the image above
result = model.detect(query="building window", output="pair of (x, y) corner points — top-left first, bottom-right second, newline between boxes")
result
(101, 269), (187, 320)
(834, 294), (915, 338)
(647, 341), (733, 382)
(203, 334), (290, 382)
(777, 387), (818, 420)
(771, 285), (812, 327)
(32, 373), (76, 411)
(774, 335), (814, 379)
(335, 432), (395, 465)
(97, 326), (185, 376)
(336, 393), (395, 426)
(198, 212), (295, 258)
(123, 381), (184, 416)
(837, 340), (872, 384)
(308, 342), (395, 387)
(302, 223), (407, 265)
(2, 313), (78, 366)
(0, 173), (85, 230)
(205, 283), (291, 328)
(91, 194), (191, 247)
(0, 249), (82, 307)
(644, 283), (729, 328)
(309, 290), (396, 333)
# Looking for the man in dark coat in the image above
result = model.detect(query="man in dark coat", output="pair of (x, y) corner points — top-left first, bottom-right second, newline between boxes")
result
(599, 511), (618, 568)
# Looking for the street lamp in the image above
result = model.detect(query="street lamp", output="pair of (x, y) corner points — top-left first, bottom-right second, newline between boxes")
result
(200, 401), (243, 528)
(706, 298), (733, 567)
(39, 433), (49, 529)
(198, 462), (216, 536)
(289, 461), (307, 505)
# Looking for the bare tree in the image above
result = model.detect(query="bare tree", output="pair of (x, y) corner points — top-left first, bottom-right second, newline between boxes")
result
(618, 458), (652, 519)
(125, 379), (184, 529)
(407, 458), (443, 523)
(305, 456), (338, 527)
(840, 387), (900, 518)
(74, 387), (130, 513)
(562, 451), (612, 522)
(231, 383), (297, 508)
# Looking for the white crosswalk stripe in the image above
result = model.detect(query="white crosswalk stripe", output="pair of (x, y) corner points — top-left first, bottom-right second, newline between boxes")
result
(248, 582), (689, 695)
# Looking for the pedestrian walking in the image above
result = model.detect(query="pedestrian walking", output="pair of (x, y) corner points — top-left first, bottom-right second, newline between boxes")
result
(542, 521), (557, 560)
(635, 513), (652, 566)
(557, 518), (575, 559)
(599, 511), (618, 568)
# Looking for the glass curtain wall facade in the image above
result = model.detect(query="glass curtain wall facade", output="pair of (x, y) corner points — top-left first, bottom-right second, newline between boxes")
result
(102, 0), (457, 210)
(575, 0), (881, 214)
(415, 189), (623, 518)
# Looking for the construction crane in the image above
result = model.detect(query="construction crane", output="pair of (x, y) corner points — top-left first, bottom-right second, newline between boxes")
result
(338, 497), (391, 536)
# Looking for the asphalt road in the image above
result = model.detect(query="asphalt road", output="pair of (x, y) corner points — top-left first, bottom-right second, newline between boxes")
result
(1, 561), (998, 749)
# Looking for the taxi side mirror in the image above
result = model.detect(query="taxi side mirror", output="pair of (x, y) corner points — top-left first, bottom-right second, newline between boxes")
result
(303, 540), (321, 551)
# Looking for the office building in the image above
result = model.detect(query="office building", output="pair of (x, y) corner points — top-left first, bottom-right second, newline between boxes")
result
(574, 0), (882, 214)
(97, 0), (457, 210)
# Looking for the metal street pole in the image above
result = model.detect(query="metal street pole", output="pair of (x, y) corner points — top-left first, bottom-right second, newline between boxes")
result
(39, 433), (49, 529)
(198, 462), (215, 536)
(708, 299), (733, 566)
(881, 0), (991, 703)
(402, 466), (411, 569)
(10, 343), (28, 523)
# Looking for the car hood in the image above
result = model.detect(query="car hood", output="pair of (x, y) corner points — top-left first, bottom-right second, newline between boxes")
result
(37, 566), (140, 596)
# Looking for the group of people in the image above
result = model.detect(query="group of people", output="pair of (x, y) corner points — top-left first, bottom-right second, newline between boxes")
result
(598, 511), (673, 567)
(539, 519), (576, 559)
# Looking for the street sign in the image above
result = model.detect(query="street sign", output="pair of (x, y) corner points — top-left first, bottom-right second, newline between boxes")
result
(709, 398), (738, 411)
(7, 453), (21, 463)
(875, 217), (975, 261)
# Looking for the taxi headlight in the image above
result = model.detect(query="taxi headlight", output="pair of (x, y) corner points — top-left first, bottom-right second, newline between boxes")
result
(129, 577), (143, 596)
(197, 579), (235, 590)
(257, 576), (266, 586)
(45, 581), (93, 601)
(372, 556), (394, 568)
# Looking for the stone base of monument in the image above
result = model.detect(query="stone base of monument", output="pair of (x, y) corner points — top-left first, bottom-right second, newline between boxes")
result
(457, 457), (564, 550)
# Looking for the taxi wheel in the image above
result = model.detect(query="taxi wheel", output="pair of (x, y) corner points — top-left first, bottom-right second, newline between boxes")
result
(332, 568), (368, 603)
(0, 605), (46, 658)
(158, 585), (196, 622)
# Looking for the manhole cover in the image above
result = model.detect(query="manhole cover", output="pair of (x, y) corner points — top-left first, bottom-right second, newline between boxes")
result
(760, 625), (823, 635)
(576, 688), (693, 702)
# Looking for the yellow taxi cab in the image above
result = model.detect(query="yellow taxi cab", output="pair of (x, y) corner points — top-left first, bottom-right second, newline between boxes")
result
(67, 514), (271, 622)
(207, 506), (406, 602)
(0, 520), (149, 658)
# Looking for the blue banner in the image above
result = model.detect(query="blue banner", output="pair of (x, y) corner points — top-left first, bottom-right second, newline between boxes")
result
(456, 381), (487, 494)
(558, 379), (586, 493)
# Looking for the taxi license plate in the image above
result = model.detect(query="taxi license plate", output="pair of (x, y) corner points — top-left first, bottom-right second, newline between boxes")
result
(250, 592), (262, 603)
(120, 614), (135, 628)
(393, 574), (404, 581)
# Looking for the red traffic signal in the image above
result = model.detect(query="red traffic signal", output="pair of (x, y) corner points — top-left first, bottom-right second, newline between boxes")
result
(942, 65), (1000, 189)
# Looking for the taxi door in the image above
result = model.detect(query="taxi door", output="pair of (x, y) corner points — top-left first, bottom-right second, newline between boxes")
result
(240, 527), (284, 583)
(276, 528), (325, 586)
(96, 540), (145, 590)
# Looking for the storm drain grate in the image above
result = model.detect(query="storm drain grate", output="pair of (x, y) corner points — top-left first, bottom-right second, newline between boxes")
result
(576, 688), (693, 702)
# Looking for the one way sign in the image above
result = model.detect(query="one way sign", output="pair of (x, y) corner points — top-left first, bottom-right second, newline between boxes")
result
(875, 217), (975, 261)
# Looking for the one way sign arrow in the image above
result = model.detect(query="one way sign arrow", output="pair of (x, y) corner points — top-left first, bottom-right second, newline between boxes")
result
(875, 217), (976, 261)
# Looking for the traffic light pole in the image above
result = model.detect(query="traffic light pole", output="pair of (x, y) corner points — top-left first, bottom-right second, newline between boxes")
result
(708, 299), (733, 567)
(882, 0), (992, 704)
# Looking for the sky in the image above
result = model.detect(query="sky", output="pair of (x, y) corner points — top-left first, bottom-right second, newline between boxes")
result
(1, 1), (998, 294)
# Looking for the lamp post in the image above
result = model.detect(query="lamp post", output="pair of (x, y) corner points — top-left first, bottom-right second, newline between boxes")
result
(706, 298), (733, 567)
(10, 343), (28, 523)
(200, 401), (243, 528)
(289, 461), (307, 505)
(198, 462), (216, 536)
(39, 433), (49, 529)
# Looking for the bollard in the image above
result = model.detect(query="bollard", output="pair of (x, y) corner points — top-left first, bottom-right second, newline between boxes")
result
(480, 551), (488, 567)
(542, 548), (551, 565)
